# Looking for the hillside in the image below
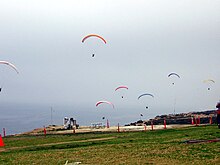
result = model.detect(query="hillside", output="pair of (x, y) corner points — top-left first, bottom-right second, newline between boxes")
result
(128, 110), (217, 126)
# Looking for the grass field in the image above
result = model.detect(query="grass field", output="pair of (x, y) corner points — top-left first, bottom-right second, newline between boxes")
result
(0, 125), (220, 165)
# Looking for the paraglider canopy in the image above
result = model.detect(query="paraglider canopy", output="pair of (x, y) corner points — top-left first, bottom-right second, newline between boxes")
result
(115, 86), (128, 91)
(0, 61), (19, 74)
(203, 79), (215, 83)
(138, 93), (154, 100)
(168, 72), (180, 78)
(96, 100), (115, 109)
(82, 34), (107, 44)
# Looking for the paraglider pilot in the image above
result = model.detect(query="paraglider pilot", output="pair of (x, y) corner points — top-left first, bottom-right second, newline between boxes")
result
(216, 102), (220, 129)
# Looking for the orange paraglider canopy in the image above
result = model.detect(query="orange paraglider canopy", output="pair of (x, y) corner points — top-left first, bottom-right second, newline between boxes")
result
(82, 34), (106, 44)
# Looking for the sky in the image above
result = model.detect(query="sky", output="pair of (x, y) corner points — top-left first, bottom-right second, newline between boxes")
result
(0, 0), (219, 133)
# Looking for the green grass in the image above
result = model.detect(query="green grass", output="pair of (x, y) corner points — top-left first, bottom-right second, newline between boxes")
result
(0, 125), (220, 164)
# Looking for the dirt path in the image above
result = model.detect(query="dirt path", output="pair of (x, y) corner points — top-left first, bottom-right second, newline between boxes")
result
(0, 137), (116, 152)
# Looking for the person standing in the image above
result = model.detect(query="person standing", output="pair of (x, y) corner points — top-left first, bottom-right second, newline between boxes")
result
(216, 102), (220, 129)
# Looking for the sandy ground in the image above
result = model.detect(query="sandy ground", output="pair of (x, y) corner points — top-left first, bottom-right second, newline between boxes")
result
(17, 124), (195, 136)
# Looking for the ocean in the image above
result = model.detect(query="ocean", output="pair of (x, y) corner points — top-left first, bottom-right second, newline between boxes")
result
(0, 104), (149, 135)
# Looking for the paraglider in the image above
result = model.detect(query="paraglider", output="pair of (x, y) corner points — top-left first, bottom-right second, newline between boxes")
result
(82, 34), (106, 57)
(140, 114), (143, 120)
(115, 85), (128, 98)
(203, 79), (215, 90)
(168, 73), (180, 114)
(138, 93), (154, 109)
(0, 61), (19, 74)
(96, 101), (115, 109)
(82, 34), (107, 44)
(168, 72), (180, 85)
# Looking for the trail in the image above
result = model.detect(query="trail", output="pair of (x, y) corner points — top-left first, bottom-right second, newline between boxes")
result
(0, 137), (116, 152)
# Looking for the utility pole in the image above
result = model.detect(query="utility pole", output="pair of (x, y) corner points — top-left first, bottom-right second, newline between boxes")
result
(50, 107), (53, 126)
(173, 97), (176, 115)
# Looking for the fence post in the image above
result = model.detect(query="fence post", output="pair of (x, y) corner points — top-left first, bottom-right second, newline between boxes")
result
(191, 117), (194, 125)
(117, 123), (120, 133)
(209, 116), (212, 125)
(164, 119), (167, 129)
(144, 124), (147, 131)
(3, 128), (6, 137)
(44, 126), (46, 137)
(73, 126), (76, 134)
(195, 116), (198, 126)
(107, 119), (109, 128)
(151, 121), (154, 131)
(198, 116), (200, 125)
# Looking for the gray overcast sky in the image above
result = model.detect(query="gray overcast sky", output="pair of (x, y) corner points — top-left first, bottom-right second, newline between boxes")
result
(0, 0), (219, 127)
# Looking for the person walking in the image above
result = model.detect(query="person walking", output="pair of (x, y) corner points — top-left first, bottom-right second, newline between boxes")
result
(216, 101), (220, 129)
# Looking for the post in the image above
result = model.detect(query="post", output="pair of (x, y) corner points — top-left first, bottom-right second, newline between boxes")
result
(3, 128), (6, 137)
(117, 123), (120, 133)
(73, 126), (75, 134)
(107, 119), (109, 128)
(191, 117), (194, 125)
(164, 119), (167, 129)
(173, 97), (177, 115)
(209, 116), (212, 125)
(144, 124), (147, 131)
(50, 107), (53, 126)
(195, 116), (198, 126)
(44, 126), (46, 137)
(151, 121), (154, 131)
